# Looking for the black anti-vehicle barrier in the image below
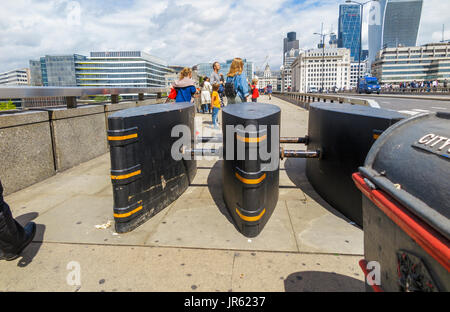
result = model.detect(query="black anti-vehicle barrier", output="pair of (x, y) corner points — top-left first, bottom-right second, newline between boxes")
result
(306, 103), (404, 226)
(354, 111), (450, 291)
(108, 102), (196, 233)
(222, 103), (281, 238)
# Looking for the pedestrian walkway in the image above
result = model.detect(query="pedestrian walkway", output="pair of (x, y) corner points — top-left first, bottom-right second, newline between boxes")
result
(0, 95), (365, 292)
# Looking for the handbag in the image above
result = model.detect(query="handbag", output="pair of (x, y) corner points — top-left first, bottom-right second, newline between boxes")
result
(168, 87), (177, 100)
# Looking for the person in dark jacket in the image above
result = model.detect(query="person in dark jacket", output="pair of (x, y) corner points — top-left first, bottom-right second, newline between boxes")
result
(172, 67), (197, 103)
(0, 179), (36, 261)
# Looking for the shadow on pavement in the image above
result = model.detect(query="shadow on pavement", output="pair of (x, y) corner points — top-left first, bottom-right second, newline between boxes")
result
(284, 271), (365, 292)
(14, 212), (45, 268)
(207, 160), (241, 233)
(284, 158), (360, 228)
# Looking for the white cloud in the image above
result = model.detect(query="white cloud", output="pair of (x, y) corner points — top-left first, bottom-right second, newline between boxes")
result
(0, 0), (447, 73)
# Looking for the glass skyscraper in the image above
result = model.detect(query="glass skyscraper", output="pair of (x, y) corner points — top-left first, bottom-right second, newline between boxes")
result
(29, 55), (86, 86)
(368, 0), (423, 65)
(283, 32), (299, 65)
(338, 4), (362, 62)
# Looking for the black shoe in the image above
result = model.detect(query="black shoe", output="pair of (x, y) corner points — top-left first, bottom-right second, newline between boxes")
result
(0, 222), (36, 261)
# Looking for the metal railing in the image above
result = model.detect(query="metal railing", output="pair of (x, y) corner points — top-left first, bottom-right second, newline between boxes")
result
(0, 86), (167, 110)
(272, 91), (370, 107)
(339, 87), (450, 95)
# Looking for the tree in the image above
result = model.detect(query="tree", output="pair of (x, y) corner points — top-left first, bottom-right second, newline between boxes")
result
(0, 100), (16, 111)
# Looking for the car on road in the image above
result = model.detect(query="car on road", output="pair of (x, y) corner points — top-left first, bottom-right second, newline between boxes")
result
(309, 87), (318, 93)
(358, 77), (381, 94)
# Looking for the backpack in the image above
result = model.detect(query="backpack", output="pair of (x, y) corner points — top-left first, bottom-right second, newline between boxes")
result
(224, 76), (237, 97)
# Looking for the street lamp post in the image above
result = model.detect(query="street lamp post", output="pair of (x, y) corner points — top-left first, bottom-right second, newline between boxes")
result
(345, 0), (379, 92)
(314, 23), (335, 93)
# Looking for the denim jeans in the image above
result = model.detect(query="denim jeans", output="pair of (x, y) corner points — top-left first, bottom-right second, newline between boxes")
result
(212, 107), (220, 128)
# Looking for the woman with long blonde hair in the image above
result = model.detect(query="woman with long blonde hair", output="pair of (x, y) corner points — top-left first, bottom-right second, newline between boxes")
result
(172, 67), (196, 103)
(224, 58), (249, 104)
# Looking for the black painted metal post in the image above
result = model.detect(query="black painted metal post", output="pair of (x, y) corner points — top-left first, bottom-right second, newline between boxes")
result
(66, 96), (77, 109)
(111, 94), (119, 104)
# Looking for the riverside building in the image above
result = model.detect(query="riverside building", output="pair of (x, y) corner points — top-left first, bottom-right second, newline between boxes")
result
(76, 51), (171, 88)
(371, 43), (450, 84)
(0, 68), (30, 86)
(291, 47), (351, 93)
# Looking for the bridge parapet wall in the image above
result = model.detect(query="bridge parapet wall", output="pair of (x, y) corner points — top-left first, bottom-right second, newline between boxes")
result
(0, 98), (165, 195)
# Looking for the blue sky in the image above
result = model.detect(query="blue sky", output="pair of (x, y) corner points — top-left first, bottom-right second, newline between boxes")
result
(0, 0), (448, 72)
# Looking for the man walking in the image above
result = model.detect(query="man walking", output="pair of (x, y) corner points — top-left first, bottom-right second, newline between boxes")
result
(210, 62), (221, 86)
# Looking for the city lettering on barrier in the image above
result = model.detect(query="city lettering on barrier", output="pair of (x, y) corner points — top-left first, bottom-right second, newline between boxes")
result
(171, 124), (280, 171)
(414, 133), (450, 158)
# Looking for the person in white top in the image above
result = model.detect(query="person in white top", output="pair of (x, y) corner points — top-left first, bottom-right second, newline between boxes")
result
(201, 76), (212, 113)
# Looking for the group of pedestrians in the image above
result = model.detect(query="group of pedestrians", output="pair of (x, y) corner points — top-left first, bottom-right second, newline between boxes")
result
(170, 57), (263, 129)
(382, 79), (448, 91)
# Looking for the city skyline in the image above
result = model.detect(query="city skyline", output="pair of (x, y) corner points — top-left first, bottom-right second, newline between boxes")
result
(0, 0), (448, 73)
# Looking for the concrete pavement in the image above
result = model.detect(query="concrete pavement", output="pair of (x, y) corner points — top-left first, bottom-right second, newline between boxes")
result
(0, 95), (365, 292)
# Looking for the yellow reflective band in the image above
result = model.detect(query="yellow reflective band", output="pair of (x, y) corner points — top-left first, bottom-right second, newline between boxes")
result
(373, 134), (380, 140)
(111, 170), (141, 180)
(235, 172), (266, 184)
(108, 133), (138, 141)
(236, 134), (267, 143)
(235, 208), (266, 222)
(114, 205), (143, 218)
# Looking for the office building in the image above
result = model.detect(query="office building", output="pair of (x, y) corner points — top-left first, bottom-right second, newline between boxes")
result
(350, 61), (368, 89)
(283, 32), (300, 65)
(368, 0), (423, 65)
(0, 68), (30, 86)
(291, 47), (351, 93)
(30, 51), (170, 88)
(29, 54), (86, 86)
(255, 64), (278, 91)
(329, 34), (338, 48)
(76, 51), (171, 88)
(338, 4), (362, 62)
(281, 48), (301, 91)
(372, 42), (450, 84)
(197, 59), (254, 81)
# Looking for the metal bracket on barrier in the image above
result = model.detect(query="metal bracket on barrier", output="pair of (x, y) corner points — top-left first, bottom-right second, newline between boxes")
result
(280, 147), (320, 160)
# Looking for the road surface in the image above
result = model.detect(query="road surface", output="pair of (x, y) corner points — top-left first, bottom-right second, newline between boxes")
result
(347, 94), (450, 116)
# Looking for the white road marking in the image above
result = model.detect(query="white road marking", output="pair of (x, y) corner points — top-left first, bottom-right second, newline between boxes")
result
(367, 99), (380, 108)
(398, 110), (421, 116)
(431, 107), (447, 110)
(412, 109), (431, 113)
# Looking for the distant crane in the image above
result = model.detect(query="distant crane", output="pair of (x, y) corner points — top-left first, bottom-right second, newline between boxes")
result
(441, 24), (450, 43)
(256, 55), (270, 73)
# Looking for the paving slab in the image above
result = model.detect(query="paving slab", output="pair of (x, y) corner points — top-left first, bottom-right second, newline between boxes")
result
(0, 244), (235, 292)
(231, 251), (365, 292)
